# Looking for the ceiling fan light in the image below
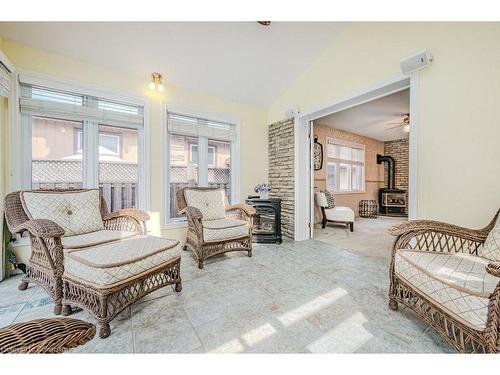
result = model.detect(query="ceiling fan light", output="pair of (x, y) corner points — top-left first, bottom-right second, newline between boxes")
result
(148, 81), (156, 90)
(157, 83), (164, 92)
(403, 124), (410, 133)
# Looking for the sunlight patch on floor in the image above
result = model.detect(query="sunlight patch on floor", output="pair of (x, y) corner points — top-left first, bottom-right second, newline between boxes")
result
(210, 338), (246, 353)
(306, 311), (372, 353)
(241, 322), (277, 347)
(278, 287), (348, 327)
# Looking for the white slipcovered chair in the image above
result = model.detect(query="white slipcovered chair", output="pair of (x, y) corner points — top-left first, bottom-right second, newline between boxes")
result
(314, 192), (355, 232)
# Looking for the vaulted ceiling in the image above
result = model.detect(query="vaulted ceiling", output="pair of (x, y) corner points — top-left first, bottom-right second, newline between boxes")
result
(0, 22), (347, 106)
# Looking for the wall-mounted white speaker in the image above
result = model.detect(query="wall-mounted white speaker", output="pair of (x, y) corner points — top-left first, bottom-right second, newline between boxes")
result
(400, 50), (433, 75)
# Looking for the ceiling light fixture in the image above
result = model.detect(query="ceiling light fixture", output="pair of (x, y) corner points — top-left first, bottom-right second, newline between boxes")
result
(149, 72), (164, 92)
(257, 21), (271, 26)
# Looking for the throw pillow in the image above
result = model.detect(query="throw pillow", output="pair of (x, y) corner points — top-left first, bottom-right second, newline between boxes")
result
(479, 214), (500, 261)
(322, 190), (336, 209)
(21, 189), (105, 237)
(183, 188), (227, 220)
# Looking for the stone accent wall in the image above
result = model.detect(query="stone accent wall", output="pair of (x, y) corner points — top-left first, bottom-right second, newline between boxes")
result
(384, 138), (409, 213)
(268, 118), (295, 239)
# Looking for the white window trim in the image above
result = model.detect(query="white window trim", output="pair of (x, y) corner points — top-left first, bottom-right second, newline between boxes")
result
(162, 103), (240, 229)
(11, 70), (150, 211)
(326, 137), (366, 194)
(0, 51), (16, 281)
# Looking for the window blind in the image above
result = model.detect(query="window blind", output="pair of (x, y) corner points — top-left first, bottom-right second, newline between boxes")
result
(0, 62), (11, 97)
(327, 138), (365, 166)
(167, 112), (236, 141)
(20, 84), (144, 127)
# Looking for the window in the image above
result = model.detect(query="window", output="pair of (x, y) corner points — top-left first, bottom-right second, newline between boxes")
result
(76, 130), (121, 156)
(31, 116), (84, 190)
(189, 144), (216, 167)
(167, 112), (236, 221)
(99, 125), (138, 211)
(326, 138), (365, 193)
(21, 83), (145, 212)
(99, 133), (120, 156)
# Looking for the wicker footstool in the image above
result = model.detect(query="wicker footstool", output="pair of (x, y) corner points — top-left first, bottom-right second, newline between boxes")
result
(61, 235), (182, 338)
(359, 199), (378, 218)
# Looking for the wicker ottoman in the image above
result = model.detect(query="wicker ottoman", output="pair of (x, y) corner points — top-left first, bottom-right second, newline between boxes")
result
(61, 235), (182, 338)
(359, 199), (378, 218)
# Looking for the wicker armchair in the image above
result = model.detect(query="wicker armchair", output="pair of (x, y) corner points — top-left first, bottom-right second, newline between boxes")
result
(0, 318), (95, 353)
(3, 189), (149, 315)
(388, 210), (500, 353)
(176, 187), (255, 269)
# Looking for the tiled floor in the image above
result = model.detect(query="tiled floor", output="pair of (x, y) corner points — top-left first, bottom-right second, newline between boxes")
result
(314, 215), (406, 260)
(0, 220), (454, 353)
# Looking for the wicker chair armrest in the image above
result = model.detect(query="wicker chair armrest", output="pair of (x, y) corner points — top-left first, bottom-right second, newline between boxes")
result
(388, 220), (490, 243)
(180, 206), (204, 221)
(11, 219), (65, 238)
(486, 262), (500, 278)
(102, 208), (150, 223)
(226, 204), (256, 216)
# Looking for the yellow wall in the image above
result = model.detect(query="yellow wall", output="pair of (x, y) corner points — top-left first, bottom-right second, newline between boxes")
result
(1, 40), (269, 243)
(268, 22), (500, 228)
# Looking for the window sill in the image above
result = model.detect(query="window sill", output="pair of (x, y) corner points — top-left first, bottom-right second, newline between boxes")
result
(332, 190), (366, 195)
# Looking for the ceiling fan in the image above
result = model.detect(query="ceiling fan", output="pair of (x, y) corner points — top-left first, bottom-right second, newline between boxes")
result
(385, 113), (410, 133)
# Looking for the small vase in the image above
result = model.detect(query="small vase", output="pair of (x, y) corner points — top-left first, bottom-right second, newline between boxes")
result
(260, 191), (269, 200)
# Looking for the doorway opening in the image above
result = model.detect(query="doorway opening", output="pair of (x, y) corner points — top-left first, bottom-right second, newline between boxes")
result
(293, 76), (418, 242)
(311, 88), (410, 257)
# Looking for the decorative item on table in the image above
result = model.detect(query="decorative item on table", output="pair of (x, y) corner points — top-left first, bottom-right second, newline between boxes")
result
(254, 183), (272, 200)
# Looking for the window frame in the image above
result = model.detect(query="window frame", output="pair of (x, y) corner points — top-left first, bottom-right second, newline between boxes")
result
(163, 106), (240, 227)
(16, 72), (149, 211)
(326, 137), (366, 194)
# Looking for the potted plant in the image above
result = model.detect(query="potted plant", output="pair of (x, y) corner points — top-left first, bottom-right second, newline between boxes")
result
(254, 183), (272, 200)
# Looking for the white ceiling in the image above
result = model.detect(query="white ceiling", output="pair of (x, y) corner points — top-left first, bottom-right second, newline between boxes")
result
(315, 89), (410, 142)
(0, 22), (346, 106)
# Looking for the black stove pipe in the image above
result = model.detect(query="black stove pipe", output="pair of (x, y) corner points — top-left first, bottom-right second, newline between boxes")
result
(377, 154), (395, 190)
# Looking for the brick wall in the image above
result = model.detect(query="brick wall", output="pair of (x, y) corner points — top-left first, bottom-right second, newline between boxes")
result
(268, 118), (295, 239)
(384, 138), (409, 213)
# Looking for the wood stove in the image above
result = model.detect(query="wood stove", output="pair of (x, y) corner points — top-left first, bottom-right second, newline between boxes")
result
(377, 154), (407, 216)
(245, 196), (282, 244)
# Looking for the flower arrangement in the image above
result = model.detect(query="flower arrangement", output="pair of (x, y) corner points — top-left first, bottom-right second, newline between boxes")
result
(254, 183), (272, 193)
(254, 183), (272, 199)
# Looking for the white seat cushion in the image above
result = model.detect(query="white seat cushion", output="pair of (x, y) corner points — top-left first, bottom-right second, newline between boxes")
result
(184, 188), (226, 220)
(479, 214), (500, 261)
(61, 230), (140, 249)
(394, 250), (498, 330)
(324, 206), (354, 222)
(202, 218), (249, 242)
(21, 189), (104, 237)
(64, 235), (180, 287)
